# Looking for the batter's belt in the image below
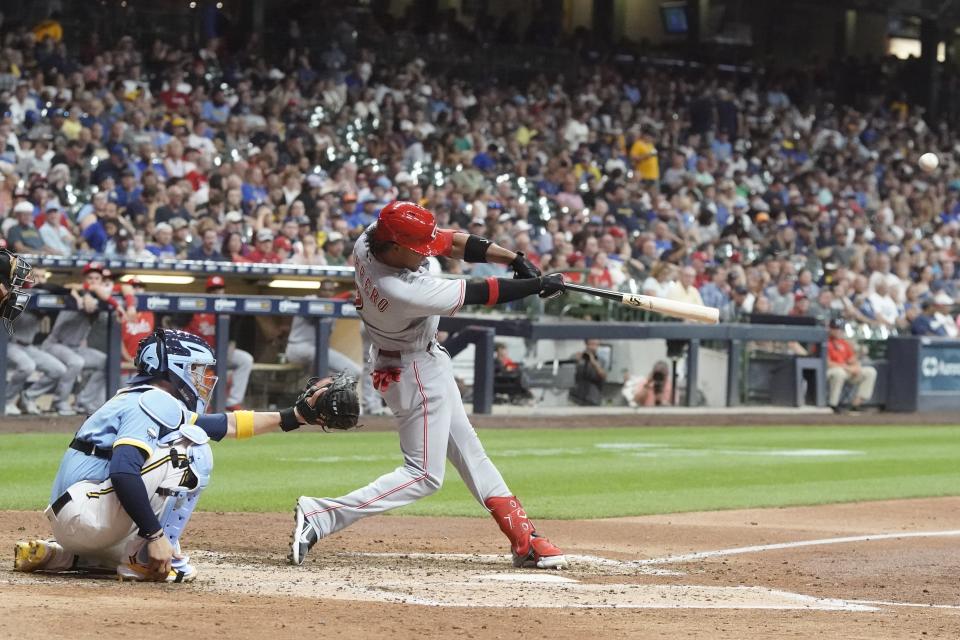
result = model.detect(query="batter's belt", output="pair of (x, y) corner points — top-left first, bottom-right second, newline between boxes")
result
(378, 341), (437, 359)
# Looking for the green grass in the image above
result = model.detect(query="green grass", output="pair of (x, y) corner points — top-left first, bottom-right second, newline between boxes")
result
(3, 425), (960, 519)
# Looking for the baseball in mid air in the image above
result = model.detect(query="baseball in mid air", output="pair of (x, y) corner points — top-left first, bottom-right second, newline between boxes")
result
(919, 152), (940, 173)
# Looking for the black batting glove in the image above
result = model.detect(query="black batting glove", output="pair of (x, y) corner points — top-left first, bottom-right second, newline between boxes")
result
(539, 273), (565, 299)
(510, 252), (541, 279)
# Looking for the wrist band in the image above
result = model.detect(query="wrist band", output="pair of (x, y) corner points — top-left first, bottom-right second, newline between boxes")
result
(234, 410), (255, 439)
(279, 407), (301, 432)
(143, 530), (164, 542)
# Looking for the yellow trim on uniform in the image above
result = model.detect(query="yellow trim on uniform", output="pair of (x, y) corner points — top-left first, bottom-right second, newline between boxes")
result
(87, 456), (170, 498)
(113, 438), (154, 458)
(235, 411), (255, 440)
(85, 454), (174, 498)
(141, 455), (173, 475)
(188, 412), (198, 425)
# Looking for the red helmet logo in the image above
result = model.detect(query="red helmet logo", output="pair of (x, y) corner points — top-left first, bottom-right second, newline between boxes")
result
(374, 201), (451, 256)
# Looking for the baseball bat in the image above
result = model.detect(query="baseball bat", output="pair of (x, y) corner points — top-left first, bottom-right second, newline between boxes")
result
(563, 282), (720, 324)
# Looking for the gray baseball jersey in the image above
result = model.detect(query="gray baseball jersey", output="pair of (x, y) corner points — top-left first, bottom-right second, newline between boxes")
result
(44, 309), (99, 347)
(287, 315), (315, 349)
(351, 228), (466, 351)
(12, 311), (42, 345)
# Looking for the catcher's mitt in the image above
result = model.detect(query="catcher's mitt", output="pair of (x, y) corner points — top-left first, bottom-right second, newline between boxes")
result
(296, 373), (361, 431)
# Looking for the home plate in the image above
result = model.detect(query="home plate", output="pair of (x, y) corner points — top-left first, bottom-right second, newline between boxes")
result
(474, 573), (577, 583)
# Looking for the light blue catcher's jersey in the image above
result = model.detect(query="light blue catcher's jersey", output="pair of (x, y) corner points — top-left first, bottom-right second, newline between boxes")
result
(50, 385), (190, 501)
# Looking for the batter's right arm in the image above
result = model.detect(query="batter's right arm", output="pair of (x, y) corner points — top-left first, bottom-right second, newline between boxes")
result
(448, 232), (516, 265)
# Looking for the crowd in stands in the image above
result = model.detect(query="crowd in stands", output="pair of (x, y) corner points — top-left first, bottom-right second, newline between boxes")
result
(1, 5), (960, 349)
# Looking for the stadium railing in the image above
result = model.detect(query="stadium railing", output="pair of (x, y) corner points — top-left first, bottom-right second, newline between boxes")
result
(27, 255), (355, 282)
(0, 291), (353, 416)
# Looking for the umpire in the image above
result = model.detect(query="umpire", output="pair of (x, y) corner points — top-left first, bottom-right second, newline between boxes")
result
(0, 246), (32, 332)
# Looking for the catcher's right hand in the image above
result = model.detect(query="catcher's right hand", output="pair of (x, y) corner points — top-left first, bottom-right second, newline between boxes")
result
(294, 373), (360, 431)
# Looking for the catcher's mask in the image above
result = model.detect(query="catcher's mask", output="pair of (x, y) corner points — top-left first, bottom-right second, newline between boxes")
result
(0, 249), (33, 335)
(135, 328), (218, 413)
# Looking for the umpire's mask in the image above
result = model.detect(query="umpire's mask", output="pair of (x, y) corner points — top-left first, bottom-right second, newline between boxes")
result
(0, 250), (33, 335)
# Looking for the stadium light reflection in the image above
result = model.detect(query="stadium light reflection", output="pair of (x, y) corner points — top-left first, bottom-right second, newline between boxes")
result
(120, 275), (196, 285)
(267, 279), (322, 290)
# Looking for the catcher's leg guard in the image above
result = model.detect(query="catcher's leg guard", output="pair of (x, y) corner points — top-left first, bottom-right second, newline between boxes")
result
(485, 496), (567, 569)
(160, 488), (203, 564)
(156, 434), (212, 552)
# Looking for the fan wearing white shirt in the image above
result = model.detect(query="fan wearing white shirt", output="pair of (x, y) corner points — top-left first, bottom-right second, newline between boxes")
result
(666, 266), (705, 307)
(933, 292), (959, 338)
(867, 254), (903, 303)
(867, 280), (900, 326)
(563, 113), (590, 152)
(38, 206), (75, 256)
(186, 120), (217, 161)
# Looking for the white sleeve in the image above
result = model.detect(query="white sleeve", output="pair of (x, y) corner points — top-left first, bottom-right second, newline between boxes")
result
(385, 275), (466, 319)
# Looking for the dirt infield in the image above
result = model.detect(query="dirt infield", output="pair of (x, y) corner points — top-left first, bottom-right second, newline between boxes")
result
(4, 498), (960, 639)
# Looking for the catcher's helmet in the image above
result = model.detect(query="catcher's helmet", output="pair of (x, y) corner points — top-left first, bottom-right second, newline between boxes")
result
(372, 201), (452, 256)
(0, 249), (33, 335)
(135, 329), (218, 413)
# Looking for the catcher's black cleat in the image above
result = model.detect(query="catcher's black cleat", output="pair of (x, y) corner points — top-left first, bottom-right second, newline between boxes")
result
(288, 499), (318, 566)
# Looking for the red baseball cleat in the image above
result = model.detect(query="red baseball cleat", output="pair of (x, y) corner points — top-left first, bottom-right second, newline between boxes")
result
(512, 532), (568, 569)
(485, 496), (568, 569)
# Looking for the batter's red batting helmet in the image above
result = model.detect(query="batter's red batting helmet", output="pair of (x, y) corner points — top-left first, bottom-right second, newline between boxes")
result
(206, 275), (226, 290)
(374, 201), (452, 257)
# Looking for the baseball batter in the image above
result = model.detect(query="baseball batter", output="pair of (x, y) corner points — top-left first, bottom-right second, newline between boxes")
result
(291, 201), (568, 569)
(13, 328), (358, 582)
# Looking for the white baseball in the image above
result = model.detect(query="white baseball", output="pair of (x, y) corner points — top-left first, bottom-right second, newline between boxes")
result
(919, 152), (940, 172)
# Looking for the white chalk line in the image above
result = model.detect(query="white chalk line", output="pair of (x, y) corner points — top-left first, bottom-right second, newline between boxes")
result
(637, 529), (960, 565)
(351, 530), (960, 571)
(595, 442), (863, 457)
(845, 599), (960, 610)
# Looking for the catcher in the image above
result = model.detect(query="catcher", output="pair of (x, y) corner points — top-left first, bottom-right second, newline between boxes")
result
(13, 328), (359, 583)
